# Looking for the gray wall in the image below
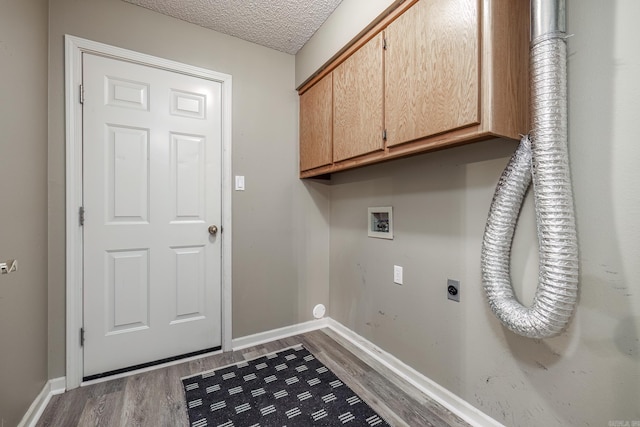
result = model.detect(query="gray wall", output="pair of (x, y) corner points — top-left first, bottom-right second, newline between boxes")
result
(6, 0), (634, 424)
(300, 0), (640, 425)
(47, 0), (330, 378)
(0, 0), (49, 425)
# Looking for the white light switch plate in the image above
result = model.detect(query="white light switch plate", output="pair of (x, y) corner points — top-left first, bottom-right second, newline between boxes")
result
(393, 265), (403, 285)
(235, 175), (245, 191)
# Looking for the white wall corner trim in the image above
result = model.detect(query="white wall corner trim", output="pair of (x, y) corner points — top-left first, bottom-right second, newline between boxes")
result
(18, 377), (66, 427)
(325, 319), (505, 427)
(64, 34), (233, 389)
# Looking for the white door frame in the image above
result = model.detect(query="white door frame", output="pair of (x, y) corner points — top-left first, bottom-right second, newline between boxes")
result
(65, 35), (233, 389)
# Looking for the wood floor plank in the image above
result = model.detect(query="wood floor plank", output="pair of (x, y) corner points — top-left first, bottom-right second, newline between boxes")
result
(37, 329), (470, 427)
(36, 393), (80, 427)
(302, 329), (448, 427)
(322, 328), (471, 427)
(76, 392), (124, 427)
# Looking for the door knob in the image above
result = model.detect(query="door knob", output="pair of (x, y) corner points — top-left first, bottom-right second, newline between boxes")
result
(208, 225), (218, 235)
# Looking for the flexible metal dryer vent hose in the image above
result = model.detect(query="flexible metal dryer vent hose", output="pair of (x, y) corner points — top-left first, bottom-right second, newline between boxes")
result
(480, 0), (578, 338)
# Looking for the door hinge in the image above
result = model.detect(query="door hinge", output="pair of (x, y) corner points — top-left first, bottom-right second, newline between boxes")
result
(383, 129), (388, 141)
(79, 84), (85, 104)
(80, 328), (85, 347)
(79, 206), (85, 226)
(383, 38), (388, 50)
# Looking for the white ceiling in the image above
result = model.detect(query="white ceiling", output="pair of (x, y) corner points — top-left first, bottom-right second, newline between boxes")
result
(123, 0), (345, 55)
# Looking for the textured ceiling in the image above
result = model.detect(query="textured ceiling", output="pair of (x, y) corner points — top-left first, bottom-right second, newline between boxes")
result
(123, 0), (344, 55)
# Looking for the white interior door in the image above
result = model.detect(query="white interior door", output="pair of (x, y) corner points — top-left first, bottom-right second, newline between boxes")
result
(82, 53), (222, 377)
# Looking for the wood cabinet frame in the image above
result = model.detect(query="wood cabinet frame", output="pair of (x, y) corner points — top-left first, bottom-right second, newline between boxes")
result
(298, 0), (529, 178)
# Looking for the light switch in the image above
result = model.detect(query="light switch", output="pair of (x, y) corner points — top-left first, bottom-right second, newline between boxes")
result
(393, 265), (403, 285)
(235, 175), (245, 191)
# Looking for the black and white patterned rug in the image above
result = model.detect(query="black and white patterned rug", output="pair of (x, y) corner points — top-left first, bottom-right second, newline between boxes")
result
(182, 344), (390, 426)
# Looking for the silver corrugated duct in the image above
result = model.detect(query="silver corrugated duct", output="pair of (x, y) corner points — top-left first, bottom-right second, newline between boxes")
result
(481, 0), (578, 338)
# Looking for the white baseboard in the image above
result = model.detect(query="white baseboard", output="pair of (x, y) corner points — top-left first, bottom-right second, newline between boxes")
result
(50, 377), (67, 395)
(231, 318), (329, 350)
(26, 319), (501, 427)
(232, 317), (502, 426)
(18, 377), (66, 427)
(325, 318), (505, 427)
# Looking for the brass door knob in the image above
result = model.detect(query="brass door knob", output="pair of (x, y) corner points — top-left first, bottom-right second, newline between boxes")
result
(208, 225), (218, 235)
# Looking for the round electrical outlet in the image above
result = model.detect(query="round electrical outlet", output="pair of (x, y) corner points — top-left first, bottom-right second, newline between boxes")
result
(312, 304), (326, 319)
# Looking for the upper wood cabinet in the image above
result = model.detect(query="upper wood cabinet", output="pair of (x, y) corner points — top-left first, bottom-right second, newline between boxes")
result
(298, 0), (529, 177)
(299, 73), (332, 171)
(333, 33), (384, 162)
(385, 0), (479, 147)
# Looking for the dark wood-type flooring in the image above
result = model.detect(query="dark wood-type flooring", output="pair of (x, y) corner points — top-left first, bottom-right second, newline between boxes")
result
(37, 328), (470, 427)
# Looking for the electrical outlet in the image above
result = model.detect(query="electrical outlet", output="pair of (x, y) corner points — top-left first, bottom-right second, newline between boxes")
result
(447, 279), (460, 302)
(393, 265), (403, 285)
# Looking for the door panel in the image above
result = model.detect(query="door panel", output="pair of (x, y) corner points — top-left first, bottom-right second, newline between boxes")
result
(107, 125), (149, 222)
(170, 89), (206, 119)
(385, 0), (479, 147)
(83, 53), (222, 377)
(106, 77), (149, 110)
(333, 32), (384, 162)
(107, 249), (149, 333)
(171, 134), (206, 221)
(172, 245), (206, 322)
(299, 74), (333, 171)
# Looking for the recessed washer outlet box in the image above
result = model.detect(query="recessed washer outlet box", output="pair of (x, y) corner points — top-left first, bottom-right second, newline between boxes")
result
(447, 279), (460, 302)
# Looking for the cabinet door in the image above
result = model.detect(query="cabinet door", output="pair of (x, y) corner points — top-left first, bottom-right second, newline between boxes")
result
(300, 74), (333, 171)
(385, 0), (479, 147)
(333, 33), (384, 162)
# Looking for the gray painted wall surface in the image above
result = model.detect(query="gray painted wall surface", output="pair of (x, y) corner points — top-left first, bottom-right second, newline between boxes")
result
(4, 0), (636, 424)
(301, 0), (640, 425)
(0, 0), (49, 425)
(47, 0), (329, 378)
